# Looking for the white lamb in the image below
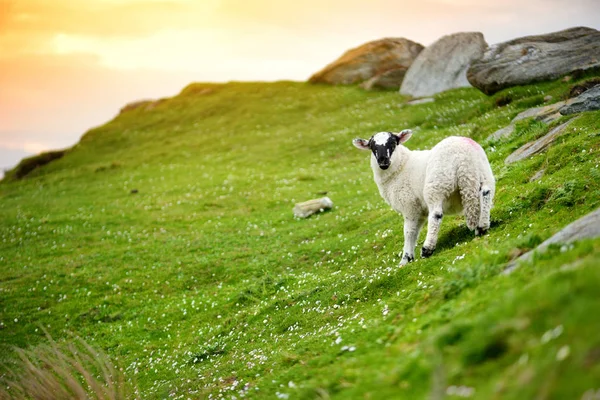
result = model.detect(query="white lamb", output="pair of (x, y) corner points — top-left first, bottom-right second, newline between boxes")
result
(353, 130), (495, 265)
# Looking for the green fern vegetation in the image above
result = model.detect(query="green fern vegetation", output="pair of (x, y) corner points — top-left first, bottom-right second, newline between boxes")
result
(1, 73), (599, 399)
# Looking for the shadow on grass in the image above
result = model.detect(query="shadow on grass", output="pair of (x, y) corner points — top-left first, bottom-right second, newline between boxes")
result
(436, 219), (504, 253)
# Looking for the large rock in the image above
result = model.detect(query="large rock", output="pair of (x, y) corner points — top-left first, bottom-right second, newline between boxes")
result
(308, 38), (423, 86)
(504, 207), (600, 274)
(399, 32), (487, 97)
(560, 85), (600, 115)
(468, 27), (600, 95)
(504, 117), (579, 164)
(361, 68), (409, 90)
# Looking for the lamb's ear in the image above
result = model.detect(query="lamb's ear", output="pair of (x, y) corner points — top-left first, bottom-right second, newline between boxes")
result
(352, 138), (370, 150)
(394, 129), (413, 144)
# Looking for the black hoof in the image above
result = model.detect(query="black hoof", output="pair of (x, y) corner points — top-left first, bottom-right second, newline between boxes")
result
(421, 246), (435, 258)
(401, 253), (414, 264)
(475, 227), (488, 236)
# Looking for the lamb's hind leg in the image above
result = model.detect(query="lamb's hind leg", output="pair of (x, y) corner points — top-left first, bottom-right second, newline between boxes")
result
(422, 203), (443, 258)
(400, 216), (425, 266)
(476, 185), (493, 236)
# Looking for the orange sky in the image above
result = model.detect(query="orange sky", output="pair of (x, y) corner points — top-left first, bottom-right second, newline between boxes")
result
(1, 0), (599, 171)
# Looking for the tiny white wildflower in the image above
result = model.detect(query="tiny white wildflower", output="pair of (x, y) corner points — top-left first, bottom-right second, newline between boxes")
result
(382, 305), (389, 316)
(541, 325), (563, 344)
(446, 385), (475, 397)
(518, 353), (529, 365)
(556, 345), (570, 361)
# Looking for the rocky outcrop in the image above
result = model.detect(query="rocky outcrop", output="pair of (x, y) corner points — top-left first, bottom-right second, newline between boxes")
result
(468, 27), (600, 95)
(504, 207), (600, 274)
(567, 78), (600, 98)
(488, 80), (600, 142)
(511, 102), (569, 124)
(487, 100), (574, 141)
(559, 85), (600, 115)
(308, 38), (423, 86)
(399, 32), (487, 97)
(504, 118), (579, 164)
(361, 68), (409, 90)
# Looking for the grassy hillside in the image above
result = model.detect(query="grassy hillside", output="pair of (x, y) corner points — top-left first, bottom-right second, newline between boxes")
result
(1, 76), (599, 399)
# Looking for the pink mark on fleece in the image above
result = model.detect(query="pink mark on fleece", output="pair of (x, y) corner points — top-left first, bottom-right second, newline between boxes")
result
(463, 137), (483, 151)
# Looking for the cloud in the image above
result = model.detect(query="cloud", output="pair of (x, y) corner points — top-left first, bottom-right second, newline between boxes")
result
(2, 0), (211, 38)
(0, 146), (32, 178)
(1, 0), (599, 171)
(0, 52), (203, 154)
(49, 27), (325, 73)
(0, 44), (317, 167)
(0, 140), (48, 154)
(210, 0), (600, 48)
(3, 0), (599, 69)
(0, 1), (12, 30)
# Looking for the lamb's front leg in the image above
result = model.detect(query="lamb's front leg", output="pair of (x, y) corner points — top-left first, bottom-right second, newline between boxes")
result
(400, 216), (425, 266)
(422, 205), (443, 258)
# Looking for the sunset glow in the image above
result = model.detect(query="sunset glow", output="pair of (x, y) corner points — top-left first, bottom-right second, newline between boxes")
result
(1, 0), (599, 171)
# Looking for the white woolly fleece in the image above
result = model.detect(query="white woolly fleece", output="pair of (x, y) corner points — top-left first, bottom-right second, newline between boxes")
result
(366, 135), (495, 265)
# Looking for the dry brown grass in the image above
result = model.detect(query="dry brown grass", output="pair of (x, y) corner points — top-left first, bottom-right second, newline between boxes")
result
(0, 335), (138, 400)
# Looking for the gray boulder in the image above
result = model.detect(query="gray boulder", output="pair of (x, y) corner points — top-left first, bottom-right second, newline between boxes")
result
(468, 27), (600, 95)
(504, 207), (600, 274)
(309, 38), (423, 86)
(560, 85), (600, 115)
(399, 32), (487, 97)
(512, 102), (569, 124)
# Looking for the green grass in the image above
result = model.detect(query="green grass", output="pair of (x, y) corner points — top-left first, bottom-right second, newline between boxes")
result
(1, 74), (600, 399)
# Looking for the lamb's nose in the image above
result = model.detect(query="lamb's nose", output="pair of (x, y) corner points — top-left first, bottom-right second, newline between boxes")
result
(379, 162), (390, 170)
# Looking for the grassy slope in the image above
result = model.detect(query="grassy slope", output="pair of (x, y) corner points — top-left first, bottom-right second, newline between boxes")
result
(1, 77), (599, 399)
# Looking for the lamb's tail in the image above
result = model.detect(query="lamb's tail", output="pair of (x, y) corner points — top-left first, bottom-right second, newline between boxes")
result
(458, 173), (481, 232)
(459, 177), (494, 234)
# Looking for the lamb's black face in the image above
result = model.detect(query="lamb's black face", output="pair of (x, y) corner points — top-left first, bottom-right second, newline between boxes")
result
(369, 132), (399, 170)
(353, 129), (412, 170)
